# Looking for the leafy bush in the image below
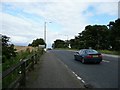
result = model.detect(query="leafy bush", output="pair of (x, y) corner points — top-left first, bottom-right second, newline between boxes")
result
(2, 35), (17, 63)
(2, 48), (35, 71)
(2, 47), (42, 88)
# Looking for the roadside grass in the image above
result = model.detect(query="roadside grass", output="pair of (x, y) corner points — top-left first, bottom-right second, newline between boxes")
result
(2, 46), (42, 88)
(14, 46), (34, 52)
(54, 48), (120, 55)
(2, 47), (36, 71)
(54, 48), (78, 51)
(98, 50), (120, 55)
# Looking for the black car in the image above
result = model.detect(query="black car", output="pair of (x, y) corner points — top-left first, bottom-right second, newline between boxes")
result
(74, 49), (102, 64)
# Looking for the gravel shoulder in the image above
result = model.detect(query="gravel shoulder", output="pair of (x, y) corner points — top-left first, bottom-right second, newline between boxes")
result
(25, 51), (84, 88)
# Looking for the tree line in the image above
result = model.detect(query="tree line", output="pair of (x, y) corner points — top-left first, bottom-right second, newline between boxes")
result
(1, 35), (45, 64)
(52, 18), (120, 51)
(28, 38), (46, 47)
(1, 35), (16, 63)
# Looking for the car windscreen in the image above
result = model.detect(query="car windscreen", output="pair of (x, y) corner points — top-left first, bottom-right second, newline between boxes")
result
(86, 49), (98, 54)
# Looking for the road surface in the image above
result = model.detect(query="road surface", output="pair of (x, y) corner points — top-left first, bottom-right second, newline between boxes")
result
(26, 51), (84, 88)
(50, 50), (119, 88)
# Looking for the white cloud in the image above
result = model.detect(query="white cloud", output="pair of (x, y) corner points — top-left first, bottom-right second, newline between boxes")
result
(1, 0), (118, 47)
(1, 0), (119, 2)
(1, 12), (44, 45)
(22, 1), (90, 35)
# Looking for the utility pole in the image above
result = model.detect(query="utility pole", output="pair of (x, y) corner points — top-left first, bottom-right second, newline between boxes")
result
(44, 22), (46, 45)
(44, 21), (52, 49)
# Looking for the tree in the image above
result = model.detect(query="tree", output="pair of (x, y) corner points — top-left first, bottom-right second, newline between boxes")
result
(69, 25), (109, 50)
(82, 25), (109, 49)
(28, 43), (32, 46)
(108, 18), (120, 51)
(29, 38), (46, 47)
(52, 39), (67, 48)
(2, 35), (16, 63)
(70, 36), (81, 49)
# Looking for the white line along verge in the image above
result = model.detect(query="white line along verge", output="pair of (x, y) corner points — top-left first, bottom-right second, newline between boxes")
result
(64, 64), (68, 68)
(55, 56), (86, 86)
(77, 76), (82, 80)
(81, 80), (85, 83)
(71, 69), (86, 84)
(72, 71), (75, 74)
(102, 60), (110, 63)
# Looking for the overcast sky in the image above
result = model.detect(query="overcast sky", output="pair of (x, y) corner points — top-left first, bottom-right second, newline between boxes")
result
(0, 0), (119, 48)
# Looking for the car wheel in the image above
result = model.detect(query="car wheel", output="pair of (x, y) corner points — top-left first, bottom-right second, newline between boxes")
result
(74, 56), (77, 60)
(82, 58), (85, 64)
(74, 58), (76, 60)
(96, 62), (100, 64)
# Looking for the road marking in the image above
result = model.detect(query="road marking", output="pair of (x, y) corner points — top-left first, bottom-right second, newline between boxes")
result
(72, 71), (75, 74)
(64, 64), (68, 68)
(71, 68), (86, 84)
(77, 76), (82, 80)
(75, 74), (78, 77)
(55, 56), (86, 87)
(102, 60), (110, 63)
(81, 80), (85, 83)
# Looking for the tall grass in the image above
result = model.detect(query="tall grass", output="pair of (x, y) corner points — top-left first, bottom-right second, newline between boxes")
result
(2, 48), (34, 71)
(2, 47), (43, 88)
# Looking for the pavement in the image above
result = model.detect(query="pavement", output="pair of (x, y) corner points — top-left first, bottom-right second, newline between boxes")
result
(25, 51), (85, 88)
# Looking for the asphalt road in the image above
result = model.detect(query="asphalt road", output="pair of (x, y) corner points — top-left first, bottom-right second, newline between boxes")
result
(50, 50), (119, 88)
(26, 51), (84, 88)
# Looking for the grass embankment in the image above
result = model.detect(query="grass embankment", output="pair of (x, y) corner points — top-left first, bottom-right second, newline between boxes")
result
(2, 46), (43, 88)
(98, 50), (120, 55)
(3, 46), (37, 71)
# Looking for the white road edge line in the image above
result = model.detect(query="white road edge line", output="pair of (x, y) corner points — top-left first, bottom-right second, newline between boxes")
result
(81, 80), (85, 83)
(55, 54), (86, 87)
(77, 76), (82, 80)
(63, 62), (86, 85)
(102, 60), (110, 63)
(72, 71), (75, 74)
(64, 64), (68, 68)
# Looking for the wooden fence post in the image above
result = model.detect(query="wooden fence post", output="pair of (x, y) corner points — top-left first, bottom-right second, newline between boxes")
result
(37, 51), (39, 61)
(20, 60), (26, 86)
(31, 56), (34, 70)
(35, 54), (37, 64)
(37, 53), (39, 61)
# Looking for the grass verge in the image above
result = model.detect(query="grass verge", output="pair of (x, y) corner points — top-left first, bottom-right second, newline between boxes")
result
(54, 48), (120, 55)
(98, 50), (120, 55)
(2, 47), (43, 88)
